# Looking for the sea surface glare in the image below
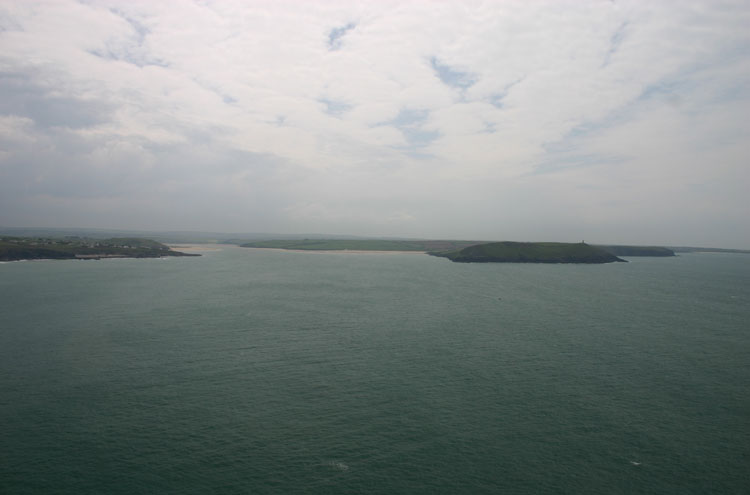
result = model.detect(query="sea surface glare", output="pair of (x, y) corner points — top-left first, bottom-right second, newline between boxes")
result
(1, 246), (748, 494)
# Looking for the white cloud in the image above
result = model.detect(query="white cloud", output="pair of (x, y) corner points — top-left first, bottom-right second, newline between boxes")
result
(0, 0), (749, 246)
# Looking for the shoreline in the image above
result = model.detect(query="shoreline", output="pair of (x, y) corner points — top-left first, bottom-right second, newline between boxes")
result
(168, 244), (224, 252)
(245, 247), (427, 255)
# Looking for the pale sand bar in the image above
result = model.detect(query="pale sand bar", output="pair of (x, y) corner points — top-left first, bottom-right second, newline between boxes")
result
(168, 244), (225, 252)
(248, 247), (426, 255)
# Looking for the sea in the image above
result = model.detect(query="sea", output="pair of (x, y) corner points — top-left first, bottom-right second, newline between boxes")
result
(1, 245), (748, 494)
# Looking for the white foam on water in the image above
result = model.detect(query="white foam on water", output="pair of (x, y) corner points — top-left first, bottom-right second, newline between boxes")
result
(325, 461), (349, 471)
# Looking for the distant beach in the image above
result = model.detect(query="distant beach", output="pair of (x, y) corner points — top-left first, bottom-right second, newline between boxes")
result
(249, 247), (426, 255)
(168, 244), (224, 252)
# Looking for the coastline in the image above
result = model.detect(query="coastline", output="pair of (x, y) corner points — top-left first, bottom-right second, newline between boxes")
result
(245, 247), (426, 255)
(168, 244), (224, 252)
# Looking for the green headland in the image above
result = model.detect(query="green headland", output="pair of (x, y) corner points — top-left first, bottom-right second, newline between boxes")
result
(430, 241), (626, 264)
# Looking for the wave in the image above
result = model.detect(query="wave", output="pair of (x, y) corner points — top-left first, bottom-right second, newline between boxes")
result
(324, 461), (349, 472)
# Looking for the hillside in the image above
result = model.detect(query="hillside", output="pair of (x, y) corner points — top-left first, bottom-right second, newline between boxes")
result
(431, 241), (626, 264)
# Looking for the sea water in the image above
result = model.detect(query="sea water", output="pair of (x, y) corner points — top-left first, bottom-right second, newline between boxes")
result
(1, 246), (748, 494)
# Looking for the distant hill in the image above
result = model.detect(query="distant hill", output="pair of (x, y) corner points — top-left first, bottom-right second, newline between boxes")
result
(431, 242), (625, 264)
(670, 246), (750, 254)
(0, 227), (375, 245)
(596, 245), (675, 257)
(95, 237), (171, 250)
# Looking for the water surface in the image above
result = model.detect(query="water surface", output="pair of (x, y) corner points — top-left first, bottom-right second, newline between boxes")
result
(1, 247), (748, 493)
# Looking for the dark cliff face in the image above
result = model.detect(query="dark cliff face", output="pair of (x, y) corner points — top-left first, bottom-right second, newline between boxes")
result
(432, 241), (626, 264)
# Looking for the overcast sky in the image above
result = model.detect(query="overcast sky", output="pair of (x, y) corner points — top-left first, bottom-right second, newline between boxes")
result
(1, 1), (749, 247)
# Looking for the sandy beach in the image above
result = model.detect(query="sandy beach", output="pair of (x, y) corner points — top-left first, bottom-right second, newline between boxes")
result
(168, 244), (225, 252)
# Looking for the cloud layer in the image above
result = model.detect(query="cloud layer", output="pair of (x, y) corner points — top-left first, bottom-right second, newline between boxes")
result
(1, 0), (749, 246)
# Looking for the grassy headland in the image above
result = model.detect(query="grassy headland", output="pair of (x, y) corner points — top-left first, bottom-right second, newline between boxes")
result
(431, 241), (626, 264)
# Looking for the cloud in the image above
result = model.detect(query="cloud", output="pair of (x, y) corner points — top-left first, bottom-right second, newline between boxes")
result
(328, 22), (356, 51)
(430, 57), (477, 91)
(0, 0), (749, 246)
(0, 71), (112, 129)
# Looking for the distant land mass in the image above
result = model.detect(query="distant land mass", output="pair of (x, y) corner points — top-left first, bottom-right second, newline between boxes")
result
(671, 246), (750, 254)
(431, 241), (626, 264)
(241, 239), (630, 264)
(0, 236), (199, 261)
(0, 227), (377, 245)
(240, 239), (480, 252)
(596, 245), (675, 257)
(2, 228), (747, 253)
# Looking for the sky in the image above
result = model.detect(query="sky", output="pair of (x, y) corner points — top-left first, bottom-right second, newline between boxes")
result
(1, 0), (749, 247)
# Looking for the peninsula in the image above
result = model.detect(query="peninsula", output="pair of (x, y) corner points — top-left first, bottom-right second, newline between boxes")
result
(0, 236), (200, 261)
(430, 241), (625, 263)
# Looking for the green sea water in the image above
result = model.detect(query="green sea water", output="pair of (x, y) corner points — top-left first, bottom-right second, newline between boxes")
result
(1, 246), (748, 494)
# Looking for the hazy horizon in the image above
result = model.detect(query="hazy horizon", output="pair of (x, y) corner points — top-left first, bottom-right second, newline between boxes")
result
(3, 224), (750, 251)
(1, 1), (749, 249)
